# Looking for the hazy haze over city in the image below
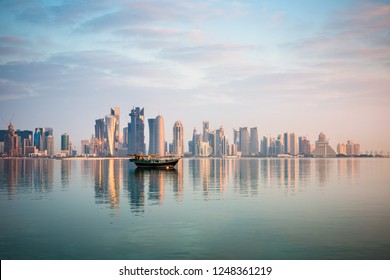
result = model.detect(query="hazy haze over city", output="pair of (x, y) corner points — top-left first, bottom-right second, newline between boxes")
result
(0, 0), (389, 153)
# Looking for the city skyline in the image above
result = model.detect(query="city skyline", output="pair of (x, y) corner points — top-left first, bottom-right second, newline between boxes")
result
(0, 1), (389, 152)
(0, 112), (376, 157)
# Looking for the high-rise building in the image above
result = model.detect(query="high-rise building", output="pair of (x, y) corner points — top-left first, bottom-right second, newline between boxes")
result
(4, 123), (18, 157)
(61, 133), (70, 151)
(105, 115), (116, 156)
(94, 118), (105, 155)
(16, 129), (33, 156)
(81, 139), (90, 155)
(337, 143), (346, 155)
(239, 127), (250, 156)
(173, 121), (184, 155)
(261, 136), (270, 156)
(276, 134), (284, 155)
(111, 107), (120, 154)
(299, 136), (311, 155)
(47, 135), (54, 156)
(233, 129), (240, 151)
(123, 127), (128, 148)
(249, 127), (259, 156)
(283, 132), (290, 154)
(148, 118), (156, 154)
(290, 133), (298, 155)
(43, 128), (53, 151)
(156, 115), (164, 156)
(34, 128), (44, 151)
(202, 121), (209, 143)
(221, 135), (229, 156)
(128, 107), (145, 155)
(312, 132), (337, 157)
(148, 115), (165, 156)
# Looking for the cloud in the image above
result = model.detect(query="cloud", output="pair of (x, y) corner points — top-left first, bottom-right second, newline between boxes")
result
(159, 43), (253, 64)
(292, 2), (390, 63)
(0, 36), (30, 45)
(0, 79), (39, 100)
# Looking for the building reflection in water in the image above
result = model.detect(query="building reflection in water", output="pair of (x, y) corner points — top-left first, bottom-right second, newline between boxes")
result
(93, 159), (122, 211)
(188, 158), (228, 198)
(127, 167), (181, 213)
(0, 158), (53, 197)
(188, 158), (362, 197)
(61, 159), (72, 189)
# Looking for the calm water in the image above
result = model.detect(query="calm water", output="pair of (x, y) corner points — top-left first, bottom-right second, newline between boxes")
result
(1, 158), (389, 260)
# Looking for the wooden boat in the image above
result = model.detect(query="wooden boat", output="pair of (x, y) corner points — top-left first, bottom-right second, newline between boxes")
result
(129, 154), (181, 169)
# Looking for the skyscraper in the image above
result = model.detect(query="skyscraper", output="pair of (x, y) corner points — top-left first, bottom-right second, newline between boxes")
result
(111, 107), (120, 154)
(249, 127), (259, 156)
(239, 127), (250, 156)
(148, 115), (165, 156)
(261, 136), (270, 156)
(284, 132), (291, 154)
(4, 123), (18, 157)
(34, 128), (44, 151)
(233, 129), (239, 150)
(128, 107), (145, 155)
(299, 136), (311, 155)
(148, 118), (156, 154)
(105, 115), (116, 156)
(202, 121), (209, 143)
(290, 133), (297, 155)
(61, 133), (70, 151)
(94, 118), (105, 155)
(173, 121), (184, 155)
(47, 135), (54, 156)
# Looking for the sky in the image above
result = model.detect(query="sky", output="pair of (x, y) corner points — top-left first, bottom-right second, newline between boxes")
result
(0, 0), (389, 153)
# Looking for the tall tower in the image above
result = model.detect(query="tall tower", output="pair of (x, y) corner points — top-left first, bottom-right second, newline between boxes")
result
(173, 120), (184, 155)
(249, 127), (259, 156)
(239, 127), (250, 156)
(94, 118), (105, 155)
(128, 107), (145, 155)
(202, 121), (209, 142)
(111, 107), (120, 153)
(233, 129), (240, 151)
(4, 123), (19, 157)
(61, 133), (70, 151)
(148, 115), (165, 156)
(47, 135), (54, 156)
(156, 115), (165, 156)
(284, 132), (291, 154)
(105, 115), (116, 156)
(34, 128), (44, 151)
(148, 118), (156, 154)
(290, 133), (297, 155)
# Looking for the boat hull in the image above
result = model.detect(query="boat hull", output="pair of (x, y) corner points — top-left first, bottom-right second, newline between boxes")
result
(129, 156), (181, 169)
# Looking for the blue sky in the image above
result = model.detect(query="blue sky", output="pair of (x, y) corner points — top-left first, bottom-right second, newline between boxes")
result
(0, 0), (389, 153)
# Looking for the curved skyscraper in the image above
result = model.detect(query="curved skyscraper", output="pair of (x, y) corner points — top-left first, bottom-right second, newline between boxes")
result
(173, 120), (184, 155)
(105, 115), (116, 156)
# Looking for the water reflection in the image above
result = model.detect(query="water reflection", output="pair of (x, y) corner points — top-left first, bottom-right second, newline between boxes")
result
(0, 158), (363, 207)
(187, 158), (362, 196)
(0, 159), (53, 197)
(92, 159), (122, 209)
(61, 159), (72, 189)
(127, 167), (181, 213)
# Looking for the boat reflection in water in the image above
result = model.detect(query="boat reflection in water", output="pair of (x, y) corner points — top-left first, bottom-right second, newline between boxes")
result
(127, 160), (183, 214)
